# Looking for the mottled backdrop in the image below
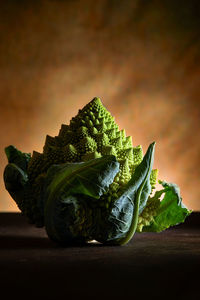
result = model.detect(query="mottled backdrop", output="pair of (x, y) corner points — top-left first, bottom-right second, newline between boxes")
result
(0, 0), (200, 211)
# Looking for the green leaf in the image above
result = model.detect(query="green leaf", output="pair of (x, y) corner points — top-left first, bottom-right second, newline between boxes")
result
(5, 145), (31, 171)
(142, 180), (192, 232)
(97, 142), (155, 245)
(4, 163), (28, 195)
(44, 155), (120, 244)
(3, 163), (29, 213)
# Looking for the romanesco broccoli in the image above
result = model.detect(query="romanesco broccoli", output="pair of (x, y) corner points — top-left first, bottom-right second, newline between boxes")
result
(3, 97), (191, 245)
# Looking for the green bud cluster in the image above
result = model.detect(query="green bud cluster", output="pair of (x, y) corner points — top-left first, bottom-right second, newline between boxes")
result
(136, 197), (160, 232)
(26, 97), (158, 227)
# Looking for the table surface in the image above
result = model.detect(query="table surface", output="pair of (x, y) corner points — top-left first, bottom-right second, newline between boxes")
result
(0, 212), (200, 299)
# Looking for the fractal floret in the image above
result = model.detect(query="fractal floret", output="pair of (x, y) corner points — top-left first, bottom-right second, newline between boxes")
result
(4, 97), (191, 245)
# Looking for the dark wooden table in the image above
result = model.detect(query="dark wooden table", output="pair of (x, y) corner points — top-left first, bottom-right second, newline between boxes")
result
(0, 212), (199, 299)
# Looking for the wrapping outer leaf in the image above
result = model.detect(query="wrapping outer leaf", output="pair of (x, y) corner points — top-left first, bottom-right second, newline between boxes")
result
(141, 180), (192, 232)
(95, 142), (155, 245)
(4, 162), (45, 227)
(3, 163), (28, 207)
(4, 146), (45, 227)
(44, 155), (120, 244)
(45, 156), (119, 200)
(3, 145), (30, 211)
(5, 145), (31, 171)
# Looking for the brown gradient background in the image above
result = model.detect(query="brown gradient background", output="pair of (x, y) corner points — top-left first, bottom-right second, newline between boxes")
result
(0, 0), (200, 211)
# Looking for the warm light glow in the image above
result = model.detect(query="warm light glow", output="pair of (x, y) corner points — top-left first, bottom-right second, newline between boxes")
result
(0, 1), (200, 211)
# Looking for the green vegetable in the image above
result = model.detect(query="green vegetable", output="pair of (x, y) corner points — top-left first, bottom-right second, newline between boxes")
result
(137, 180), (191, 232)
(44, 155), (120, 244)
(3, 97), (191, 245)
